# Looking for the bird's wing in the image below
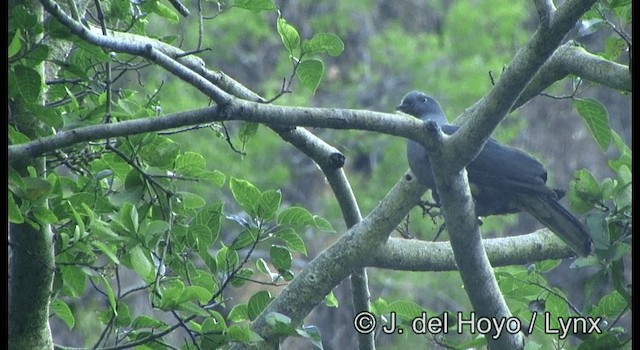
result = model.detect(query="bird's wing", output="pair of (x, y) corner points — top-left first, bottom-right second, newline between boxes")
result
(440, 124), (558, 198)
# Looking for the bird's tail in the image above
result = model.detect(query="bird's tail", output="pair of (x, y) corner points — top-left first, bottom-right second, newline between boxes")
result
(515, 194), (593, 257)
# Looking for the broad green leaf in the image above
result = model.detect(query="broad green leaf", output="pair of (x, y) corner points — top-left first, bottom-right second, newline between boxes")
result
(274, 227), (307, 255)
(177, 191), (206, 209)
(301, 33), (344, 56)
(8, 192), (24, 223)
(270, 245), (292, 272)
(264, 312), (295, 336)
(228, 324), (263, 343)
(233, 0), (276, 12)
(92, 241), (120, 265)
(256, 258), (271, 275)
(239, 122), (259, 148)
(61, 265), (87, 297)
(32, 205), (59, 224)
(216, 245), (239, 272)
(50, 299), (75, 330)
(574, 99), (611, 152)
(175, 151), (206, 176)
(257, 190), (281, 220)
(130, 245), (154, 282)
(206, 170), (226, 187)
(568, 169), (600, 214)
(23, 44), (50, 67)
(231, 268), (254, 287)
(13, 65), (42, 102)
(120, 202), (139, 235)
(296, 59), (324, 94)
(131, 315), (168, 329)
(313, 215), (336, 233)
(277, 16), (300, 54)
(277, 206), (314, 226)
(21, 177), (52, 201)
(8, 125), (31, 144)
(229, 303), (249, 322)
(177, 285), (212, 305)
(230, 177), (261, 217)
(141, 0), (179, 23)
(8, 29), (22, 58)
(230, 229), (259, 250)
(248, 290), (272, 320)
(99, 275), (117, 314)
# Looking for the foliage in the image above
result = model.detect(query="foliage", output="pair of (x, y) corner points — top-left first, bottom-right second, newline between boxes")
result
(8, 0), (631, 349)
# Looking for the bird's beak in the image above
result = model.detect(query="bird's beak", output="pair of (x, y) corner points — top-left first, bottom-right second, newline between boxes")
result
(395, 104), (404, 111)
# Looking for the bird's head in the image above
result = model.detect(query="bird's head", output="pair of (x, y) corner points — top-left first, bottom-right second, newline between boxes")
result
(396, 91), (447, 124)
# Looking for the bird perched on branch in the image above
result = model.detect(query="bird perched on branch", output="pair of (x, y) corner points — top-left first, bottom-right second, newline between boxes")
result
(398, 91), (592, 257)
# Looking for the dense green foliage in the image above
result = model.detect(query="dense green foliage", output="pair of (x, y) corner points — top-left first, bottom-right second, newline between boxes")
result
(9, 0), (631, 349)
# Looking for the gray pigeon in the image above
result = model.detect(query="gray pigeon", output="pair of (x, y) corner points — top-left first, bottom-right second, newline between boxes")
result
(398, 91), (592, 257)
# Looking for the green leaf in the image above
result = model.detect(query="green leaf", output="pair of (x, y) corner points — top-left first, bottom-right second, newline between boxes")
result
(574, 99), (611, 152)
(229, 303), (249, 322)
(277, 16), (300, 54)
(177, 191), (206, 209)
(61, 266), (87, 297)
(270, 245), (292, 272)
(24, 44), (50, 67)
(324, 291), (338, 308)
(301, 33), (345, 56)
(248, 290), (272, 320)
(50, 299), (75, 330)
(230, 177), (262, 217)
(256, 258), (272, 275)
(8, 192), (24, 223)
(32, 205), (59, 224)
(264, 312), (295, 336)
(142, 0), (179, 23)
(231, 268), (254, 287)
(591, 291), (627, 318)
(274, 227), (307, 255)
(230, 229), (258, 250)
(175, 152), (207, 175)
(568, 169), (600, 214)
(278, 206), (314, 226)
(228, 324), (264, 343)
(296, 59), (324, 94)
(129, 245), (154, 282)
(257, 190), (281, 220)
(207, 170), (226, 187)
(609, 0), (631, 8)
(92, 241), (120, 265)
(313, 215), (336, 233)
(131, 315), (168, 330)
(239, 122), (259, 148)
(177, 286), (212, 305)
(120, 202), (139, 235)
(233, 0), (276, 12)
(99, 275), (118, 314)
(21, 177), (52, 201)
(8, 29), (22, 58)
(216, 245), (239, 272)
(12, 65), (42, 102)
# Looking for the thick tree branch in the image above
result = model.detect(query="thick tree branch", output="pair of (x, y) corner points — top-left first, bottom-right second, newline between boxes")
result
(372, 230), (576, 272)
(513, 40), (631, 110)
